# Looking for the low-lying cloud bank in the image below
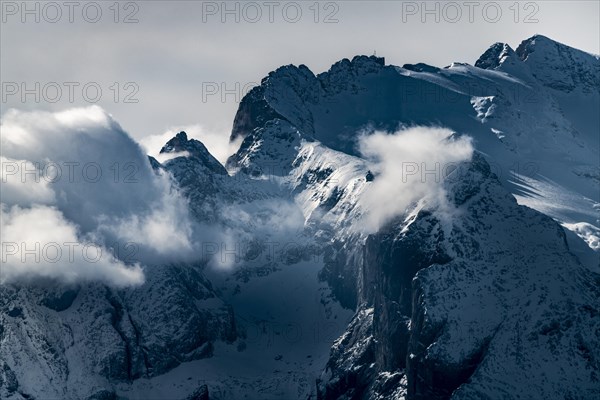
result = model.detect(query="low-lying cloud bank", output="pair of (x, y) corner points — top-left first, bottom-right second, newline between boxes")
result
(1, 109), (474, 286)
(358, 126), (474, 232)
(1, 106), (307, 286)
(1, 204), (144, 287)
(1, 106), (198, 286)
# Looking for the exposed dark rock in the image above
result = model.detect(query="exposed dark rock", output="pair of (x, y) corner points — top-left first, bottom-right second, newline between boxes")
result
(186, 384), (209, 400)
(161, 131), (227, 175)
(40, 288), (79, 312)
(402, 63), (440, 74)
(229, 85), (288, 143)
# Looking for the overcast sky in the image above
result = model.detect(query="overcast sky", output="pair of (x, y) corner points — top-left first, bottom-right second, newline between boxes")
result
(1, 0), (599, 156)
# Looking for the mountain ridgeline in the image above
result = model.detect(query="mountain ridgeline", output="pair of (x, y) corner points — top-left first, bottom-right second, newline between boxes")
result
(1, 34), (599, 400)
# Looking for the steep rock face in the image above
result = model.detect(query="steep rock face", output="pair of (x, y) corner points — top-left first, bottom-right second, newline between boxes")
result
(3, 34), (599, 400)
(229, 63), (319, 147)
(474, 42), (511, 70)
(515, 34), (600, 93)
(0, 263), (235, 399)
(162, 131), (281, 223)
(286, 141), (372, 309)
(227, 37), (598, 224)
(186, 384), (210, 400)
(476, 34), (600, 157)
(366, 215), (452, 374)
(318, 56), (386, 93)
(406, 156), (599, 399)
(161, 131), (227, 176)
(161, 132), (229, 222)
(316, 307), (377, 399)
(474, 42), (533, 79)
(230, 56), (386, 151)
(230, 84), (288, 143)
(121, 265), (236, 375)
(262, 64), (321, 137)
(317, 154), (600, 399)
(0, 136), (239, 399)
(227, 119), (302, 177)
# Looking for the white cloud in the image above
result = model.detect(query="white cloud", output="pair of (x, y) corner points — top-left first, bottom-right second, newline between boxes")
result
(1, 204), (144, 287)
(96, 175), (195, 257)
(206, 198), (308, 271)
(0, 106), (200, 286)
(358, 126), (474, 233)
(154, 150), (191, 164)
(1, 156), (56, 206)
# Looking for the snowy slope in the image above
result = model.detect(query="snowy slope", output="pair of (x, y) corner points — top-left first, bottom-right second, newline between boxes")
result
(228, 36), (600, 257)
(317, 154), (599, 399)
(222, 34), (599, 399)
(2, 34), (599, 400)
(0, 264), (236, 400)
(115, 259), (352, 400)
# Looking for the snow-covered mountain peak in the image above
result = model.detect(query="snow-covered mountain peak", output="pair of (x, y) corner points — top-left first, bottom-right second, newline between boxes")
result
(474, 42), (518, 70)
(516, 33), (598, 62)
(4, 34), (600, 400)
(228, 54), (390, 151)
(162, 130), (188, 146)
(515, 34), (600, 93)
(161, 131), (227, 175)
(319, 55), (386, 81)
(226, 35), (599, 256)
(263, 63), (316, 86)
(473, 41), (538, 89)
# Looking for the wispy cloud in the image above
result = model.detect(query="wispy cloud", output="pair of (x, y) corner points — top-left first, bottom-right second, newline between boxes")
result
(358, 126), (474, 233)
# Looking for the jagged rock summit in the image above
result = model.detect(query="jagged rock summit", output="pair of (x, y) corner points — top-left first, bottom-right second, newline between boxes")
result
(2, 34), (598, 400)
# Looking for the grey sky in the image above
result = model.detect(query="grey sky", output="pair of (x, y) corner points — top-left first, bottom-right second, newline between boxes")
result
(1, 0), (599, 155)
